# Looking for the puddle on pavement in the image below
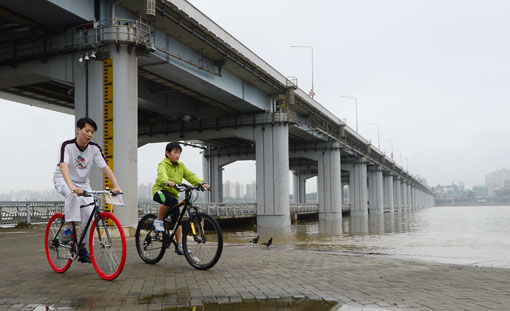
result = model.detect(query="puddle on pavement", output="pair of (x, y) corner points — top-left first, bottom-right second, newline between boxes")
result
(146, 297), (338, 311)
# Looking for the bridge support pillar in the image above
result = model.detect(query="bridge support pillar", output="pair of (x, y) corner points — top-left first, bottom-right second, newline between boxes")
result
(401, 181), (408, 210)
(407, 183), (412, 209)
(384, 173), (394, 213)
(292, 171), (307, 203)
(393, 177), (401, 212)
(351, 157), (368, 216)
(317, 145), (342, 220)
(368, 165), (384, 214)
(255, 124), (290, 228)
(202, 150), (224, 203)
(74, 46), (139, 229)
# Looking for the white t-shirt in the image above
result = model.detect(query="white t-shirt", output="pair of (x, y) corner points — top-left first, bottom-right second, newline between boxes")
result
(53, 138), (108, 184)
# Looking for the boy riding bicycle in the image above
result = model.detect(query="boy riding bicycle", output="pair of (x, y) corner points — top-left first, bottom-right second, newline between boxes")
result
(53, 117), (121, 263)
(152, 142), (210, 255)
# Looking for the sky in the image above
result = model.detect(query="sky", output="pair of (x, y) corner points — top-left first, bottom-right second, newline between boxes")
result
(1, 0), (510, 192)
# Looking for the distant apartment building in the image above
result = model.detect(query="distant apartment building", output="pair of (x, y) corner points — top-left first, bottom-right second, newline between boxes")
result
(472, 185), (488, 197)
(485, 168), (510, 195)
(223, 180), (255, 200)
(138, 182), (153, 200)
(245, 181), (256, 200)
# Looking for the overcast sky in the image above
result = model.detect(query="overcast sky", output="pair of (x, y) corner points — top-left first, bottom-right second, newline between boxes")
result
(1, 0), (510, 193)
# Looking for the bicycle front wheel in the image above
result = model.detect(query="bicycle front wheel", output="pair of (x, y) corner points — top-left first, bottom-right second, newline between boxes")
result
(45, 213), (72, 273)
(135, 213), (166, 264)
(182, 212), (223, 270)
(89, 212), (126, 280)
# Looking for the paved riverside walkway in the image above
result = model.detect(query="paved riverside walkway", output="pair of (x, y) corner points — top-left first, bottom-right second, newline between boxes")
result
(1, 226), (510, 311)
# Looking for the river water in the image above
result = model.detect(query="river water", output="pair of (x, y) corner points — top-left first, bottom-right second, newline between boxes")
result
(223, 205), (510, 268)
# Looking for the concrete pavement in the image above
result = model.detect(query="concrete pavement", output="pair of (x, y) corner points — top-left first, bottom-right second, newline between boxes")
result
(1, 226), (509, 310)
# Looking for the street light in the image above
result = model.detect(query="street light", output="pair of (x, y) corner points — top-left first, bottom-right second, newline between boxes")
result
(290, 45), (315, 98)
(382, 138), (393, 160)
(340, 96), (358, 132)
(394, 148), (403, 166)
(366, 122), (380, 150)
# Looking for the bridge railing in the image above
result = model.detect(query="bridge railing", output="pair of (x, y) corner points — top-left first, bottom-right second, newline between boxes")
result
(0, 202), (327, 225)
(0, 18), (152, 66)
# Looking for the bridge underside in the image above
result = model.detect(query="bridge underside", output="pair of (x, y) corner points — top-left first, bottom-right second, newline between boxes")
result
(0, 0), (434, 229)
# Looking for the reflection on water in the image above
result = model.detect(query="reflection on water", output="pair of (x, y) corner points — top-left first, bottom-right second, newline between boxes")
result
(223, 206), (510, 268)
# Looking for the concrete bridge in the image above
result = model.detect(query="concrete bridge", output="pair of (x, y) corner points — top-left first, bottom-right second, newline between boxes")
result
(0, 0), (433, 229)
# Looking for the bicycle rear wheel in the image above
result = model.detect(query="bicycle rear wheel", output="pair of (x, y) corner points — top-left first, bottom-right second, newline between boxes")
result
(89, 212), (126, 280)
(182, 212), (223, 270)
(45, 213), (73, 273)
(135, 214), (166, 264)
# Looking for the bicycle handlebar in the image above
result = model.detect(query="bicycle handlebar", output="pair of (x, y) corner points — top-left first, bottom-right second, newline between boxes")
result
(174, 183), (209, 192)
(82, 189), (124, 196)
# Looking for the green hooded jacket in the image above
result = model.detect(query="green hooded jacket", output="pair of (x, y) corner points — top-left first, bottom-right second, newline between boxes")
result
(151, 158), (203, 199)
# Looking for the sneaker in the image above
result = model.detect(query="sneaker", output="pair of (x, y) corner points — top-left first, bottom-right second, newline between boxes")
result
(175, 245), (191, 256)
(153, 219), (165, 232)
(78, 248), (92, 263)
(60, 228), (72, 244)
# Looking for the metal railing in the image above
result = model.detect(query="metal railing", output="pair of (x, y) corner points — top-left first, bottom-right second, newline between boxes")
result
(0, 18), (152, 65)
(0, 202), (325, 225)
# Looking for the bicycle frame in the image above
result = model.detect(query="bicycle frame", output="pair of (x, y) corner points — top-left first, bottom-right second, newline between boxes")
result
(163, 185), (203, 247)
(56, 191), (112, 255)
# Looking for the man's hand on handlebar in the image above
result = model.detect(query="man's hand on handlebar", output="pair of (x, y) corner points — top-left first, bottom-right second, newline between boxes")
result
(70, 186), (84, 195)
(202, 183), (211, 190)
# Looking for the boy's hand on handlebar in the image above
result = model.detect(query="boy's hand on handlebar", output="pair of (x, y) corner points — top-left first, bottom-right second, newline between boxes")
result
(166, 181), (176, 187)
(111, 187), (121, 194)
(203, 183), (211, 190)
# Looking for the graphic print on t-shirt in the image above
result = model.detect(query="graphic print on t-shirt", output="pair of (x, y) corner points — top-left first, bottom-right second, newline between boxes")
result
(75, 154), (89, 168)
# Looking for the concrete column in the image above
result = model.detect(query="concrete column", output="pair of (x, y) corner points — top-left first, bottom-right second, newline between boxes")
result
(299, 174), (307, 203)
(351, 157), (368, 216)
(75, 48), (138, 228)
(109, 46), (138, 228)
(74, 47), (138, 230)
(316, 145), (342, 220)
(342, 164), (353, 209)
(292, 173), (299, 204)
(384, 174), (394, 213)
(368, 165), (384, 214)
(292, 171), (307, 203)
(401, 181), (408, 210)
(255, 124), (290, 227)
(406, 183), (413, 209)
(202, 151), (223, 203)
(393, 177), (401, 212)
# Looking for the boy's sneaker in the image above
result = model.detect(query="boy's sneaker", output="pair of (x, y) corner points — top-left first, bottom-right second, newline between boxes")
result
(175, 245), (191, 256)
(60, 228), (72, 244)
(78, 248), (92, 263)
(153, 219), (165, 232)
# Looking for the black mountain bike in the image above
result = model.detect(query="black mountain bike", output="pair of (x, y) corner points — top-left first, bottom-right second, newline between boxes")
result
(45, 190), (126, 280)
(135, 184), (223, 270)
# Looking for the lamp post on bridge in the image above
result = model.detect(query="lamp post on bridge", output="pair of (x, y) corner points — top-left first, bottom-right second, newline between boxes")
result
(290, 45), (315, 98)
(366, 122), (380, 150)
(340, 96), (358, 132)
(382, 138), (394, 161)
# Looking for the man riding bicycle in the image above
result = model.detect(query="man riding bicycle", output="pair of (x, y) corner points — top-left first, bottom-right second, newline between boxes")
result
(53, 117), (121, 263)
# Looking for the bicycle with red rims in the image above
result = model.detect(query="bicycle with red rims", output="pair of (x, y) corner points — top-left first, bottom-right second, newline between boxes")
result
(44, 190), (127, 280)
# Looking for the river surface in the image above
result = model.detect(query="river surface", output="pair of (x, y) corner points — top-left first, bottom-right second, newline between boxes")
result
(222, 205), (510, 268)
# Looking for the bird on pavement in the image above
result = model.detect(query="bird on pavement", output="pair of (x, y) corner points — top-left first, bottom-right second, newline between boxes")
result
(262, 237), (273, 248)
(251, 236), (259, 247)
